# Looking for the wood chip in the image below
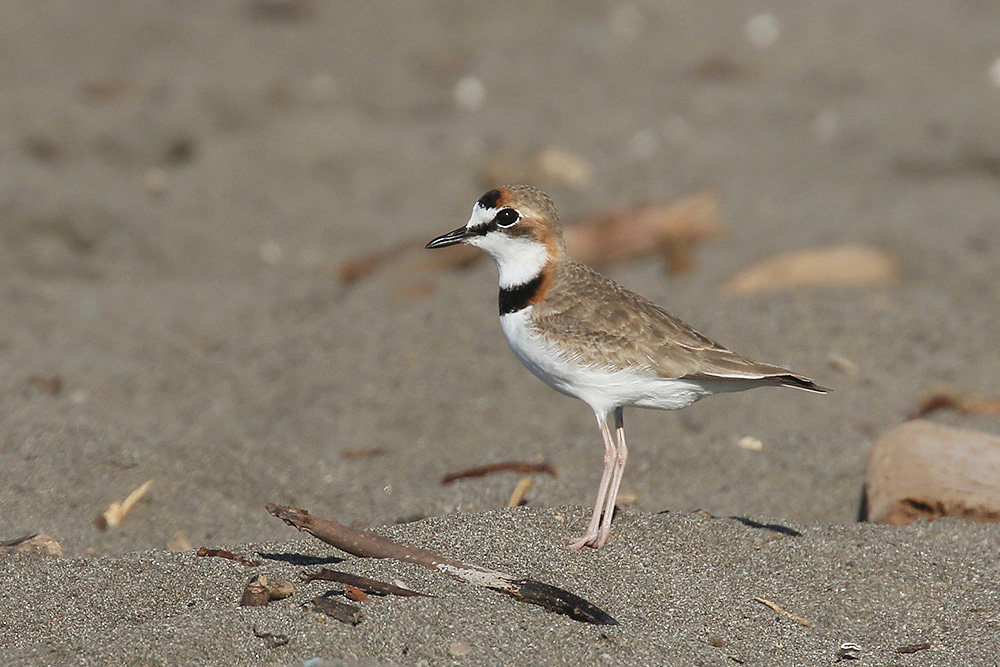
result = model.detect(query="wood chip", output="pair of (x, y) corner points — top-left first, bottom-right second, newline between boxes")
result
(0, 533), (65, 558)
(240, 575), (271, 607)
(343, 584), (368, 601)
(25, 376), (63, 395)
(719, 245), (899, 295)
(827, 353), (859, 375)
(534, 147), (594, 189)
(167, 531), (192, 552)
(481, 146), (593, 190)
(96, 480), (153, 530)
(265, 578), (295, 600)
(311, 594), (363, 625)
(340, 448), (390, 459)
(565, 192), (723, 274)
(240, 574), (294, 606)
(895, 642), (931, 654)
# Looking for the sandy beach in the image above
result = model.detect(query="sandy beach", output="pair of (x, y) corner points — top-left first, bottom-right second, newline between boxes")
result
(2, 1), (999, 664)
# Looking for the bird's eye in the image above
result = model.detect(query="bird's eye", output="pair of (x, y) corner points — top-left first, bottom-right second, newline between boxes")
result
(494, 208), (519, 228)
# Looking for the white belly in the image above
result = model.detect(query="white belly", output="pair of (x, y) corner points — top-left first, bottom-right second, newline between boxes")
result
(499, 308), (712, 416)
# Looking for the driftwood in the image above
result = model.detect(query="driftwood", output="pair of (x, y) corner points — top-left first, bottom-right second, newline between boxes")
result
(864, 420), (1000, 525)
(909, 386), (1000, 419)
(719, 245), (898, 294)
(266, 503), (617, 625)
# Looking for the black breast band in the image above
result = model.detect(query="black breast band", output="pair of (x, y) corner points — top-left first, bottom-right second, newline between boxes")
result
(498, 274), (544, 316)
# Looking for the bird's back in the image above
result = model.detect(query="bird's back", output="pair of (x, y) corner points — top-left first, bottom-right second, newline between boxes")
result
(529, 259), (827, 391)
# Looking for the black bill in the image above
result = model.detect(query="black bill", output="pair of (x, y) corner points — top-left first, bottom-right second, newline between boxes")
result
(425, 226), (471, 249)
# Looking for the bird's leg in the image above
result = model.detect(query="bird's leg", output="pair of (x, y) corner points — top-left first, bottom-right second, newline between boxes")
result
(568, 411), (616, 550)
(595, 407), (628, 548)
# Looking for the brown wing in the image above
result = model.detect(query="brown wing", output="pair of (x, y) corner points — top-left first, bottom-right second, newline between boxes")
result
(532, 260), (828, 391)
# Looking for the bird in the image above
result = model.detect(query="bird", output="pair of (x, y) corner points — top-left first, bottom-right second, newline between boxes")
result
(426, 185), (829, 549)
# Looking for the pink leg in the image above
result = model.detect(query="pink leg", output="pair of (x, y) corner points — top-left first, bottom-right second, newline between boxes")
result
(568, 410), (616, 550)
(595, 407), (627, 548)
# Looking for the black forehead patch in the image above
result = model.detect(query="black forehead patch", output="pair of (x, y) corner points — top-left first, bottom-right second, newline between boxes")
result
(477, 189), (503, 210)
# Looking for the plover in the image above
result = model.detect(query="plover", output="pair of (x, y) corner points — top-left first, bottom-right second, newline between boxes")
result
(426, 185), (829, 549)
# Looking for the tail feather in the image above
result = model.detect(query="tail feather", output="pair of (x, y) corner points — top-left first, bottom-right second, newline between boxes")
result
(685, 370), (831, 393)
(772, 374), (830, 393)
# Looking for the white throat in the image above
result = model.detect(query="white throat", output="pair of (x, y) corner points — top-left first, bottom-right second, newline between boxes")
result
(472, 235), (549, 288)
(464, 204), (549, 289)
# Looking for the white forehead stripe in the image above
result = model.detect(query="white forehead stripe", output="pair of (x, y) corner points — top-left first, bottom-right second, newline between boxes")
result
(466, 204), (497, 230)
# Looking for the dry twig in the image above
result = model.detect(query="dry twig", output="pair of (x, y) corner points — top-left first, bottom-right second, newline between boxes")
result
(267, 503), (617, 625)
(442, 460), (557, 485)
(753, 596), (811, 627)
(196, 547), (263, 567)
(303, 568), (430, 597)
(507, 478), (533, 507)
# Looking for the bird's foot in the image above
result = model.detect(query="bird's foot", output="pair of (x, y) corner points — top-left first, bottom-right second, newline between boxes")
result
(568, 530), (607, 550)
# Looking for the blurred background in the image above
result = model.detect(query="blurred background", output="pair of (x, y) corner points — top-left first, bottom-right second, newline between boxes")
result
(2, 1), (999, 556)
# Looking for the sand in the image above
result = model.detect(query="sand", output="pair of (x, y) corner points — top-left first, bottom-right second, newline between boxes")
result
(2, 1), (999, 664)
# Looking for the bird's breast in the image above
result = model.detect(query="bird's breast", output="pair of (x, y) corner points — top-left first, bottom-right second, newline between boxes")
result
(498, 308), (710, 414)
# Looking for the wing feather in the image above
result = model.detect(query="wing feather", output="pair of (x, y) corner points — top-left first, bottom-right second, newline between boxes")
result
(530, 260), (828, 392)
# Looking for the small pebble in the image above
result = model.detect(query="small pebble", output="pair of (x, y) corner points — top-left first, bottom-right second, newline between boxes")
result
(828, 353), (859, 375)
(745, 13), (779, 48)
(448, 641), (472, 657)
(988, 58), (1000, 88)
(811, 110), (839, 144)
(454, 76), (485, 111)
(307, 73), (339, 103)
(662, 115), (692, 145)
(608, 3), (643, 39)
(627, 129), (659, 159)
(143, 168), (169, 197)
(259, 241), (283, 264)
